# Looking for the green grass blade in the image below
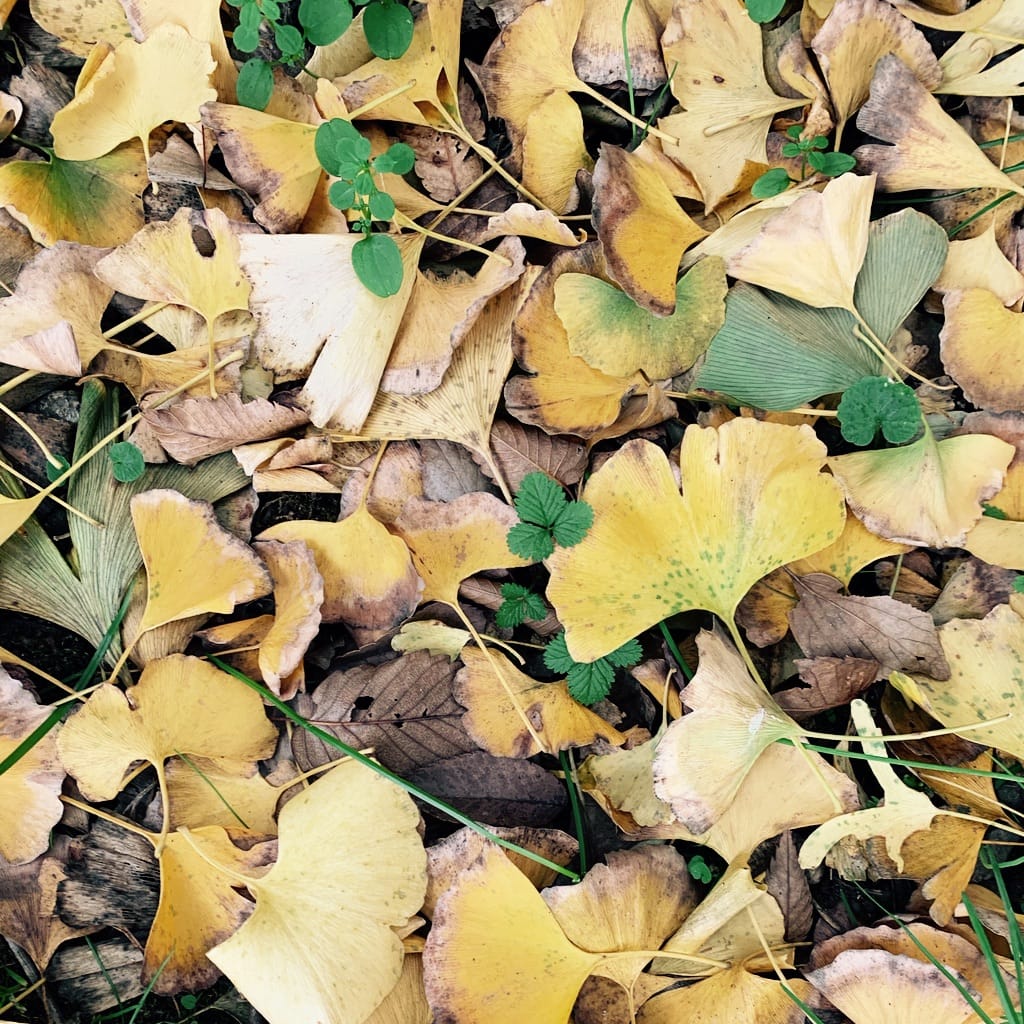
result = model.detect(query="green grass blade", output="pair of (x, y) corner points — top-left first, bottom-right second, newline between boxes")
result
(963, 888), (1018, 1024)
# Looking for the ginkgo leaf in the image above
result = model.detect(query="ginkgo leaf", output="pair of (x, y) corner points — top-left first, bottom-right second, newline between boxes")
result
(258, 505), (422, 643)
(893, 601), (1024, 757)
(798, 700), (946, 872)
(0, 242), (112, 374)
(28, 0), (131, 55)
(591, 144), (708, 316)
(658, 0), (798, 211)
(422, 842), (602, 1024)
(828, 423), (1013, 547)
(239, 232), (421, 430)
(504, 242), (677, 440)
(0, 142), (146, 246)
(651, 630), (807, 833)
(56, 654), (277, 802)
(553, 257), (727, 379)
(0, 668), (64, 864)
(131, 489), (272, 635)
(145, 827), (275, 992)
(251, 540), (323, 695)
(810, 0), (940, 146)
(728, 173), (874, 314)
(164, 757), (291, 833)
(207, 759), (426, 1024)
(546, 421), (846, 663)
(932, 224), (1024, 306)
(521, 90), (592, 214)
(200, 101), (321, 233)
(940, 289), (1024, 413)
(455, 647), (624, 758)
(51, 25), (217, 167)
(854, 54), (1024, 197)
(394, 492), (531, 605)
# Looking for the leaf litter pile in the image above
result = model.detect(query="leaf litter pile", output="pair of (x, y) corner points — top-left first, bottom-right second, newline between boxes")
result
(2, 0), (1024, 1019)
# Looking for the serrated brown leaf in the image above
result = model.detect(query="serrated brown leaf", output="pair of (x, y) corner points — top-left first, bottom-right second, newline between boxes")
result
(291, 651), (476, 775)
(789, 573), (950, 680)
(477, 419), (588, 491)
(142, 392), (309, 465)
(766, 831), (814, 943)
(776, 656), (880, 719)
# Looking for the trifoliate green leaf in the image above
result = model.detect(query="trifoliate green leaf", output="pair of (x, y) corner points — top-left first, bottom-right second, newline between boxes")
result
(751, 168), (791, 199)
(352, 232), (404, 297)
(837, 376), (922, 446)
(495, 583), (547, 628)
(237, 58), (274, 110)
(807, 150), (857, 176)
(108, 441), (145, 483)
(298, 0), (352, 46)
(514, 472), (568, 528)
(363, 0), (414, 58)
(550, 502), (593, 547)
(542, 631), (575, 674)
(604, 637), (643, 668)
(566, 659), (614, 705)
(507, 522), (555, 561)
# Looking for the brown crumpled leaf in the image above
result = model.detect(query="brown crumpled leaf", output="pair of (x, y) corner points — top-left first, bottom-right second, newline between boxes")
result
(766, 831), (814, 943)
(776, 656), (880, 719)
(396, 126), (484, 204)
(142, 392), (309, 465)
(291, 651), (475, 775)
(476, 419), (588, 492)
(788, 572), (951, 680)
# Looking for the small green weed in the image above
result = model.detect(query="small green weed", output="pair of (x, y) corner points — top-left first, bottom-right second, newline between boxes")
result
(230, 0), (413, 110)
(836, 375), (922, 446)
(745, 0), (786, 23)
(315, 118), (415, 296)
(543, 631), (642, 705)
(752, 125), (857, 199)
(108, 441), (145, 483)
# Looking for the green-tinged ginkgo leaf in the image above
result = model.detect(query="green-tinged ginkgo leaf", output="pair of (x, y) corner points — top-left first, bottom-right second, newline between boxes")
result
(0, 142), (146, 246)
(422, 842), (601, 1024)
(546, 420), (846, 662)
(56, 655), (277, 802)
(552, 257), (727, 379)
(892, 601), (1024, 758)
(697, 208), (947, 409)
(208, 759), (426, 1024)
(829, 423), (1013, 546)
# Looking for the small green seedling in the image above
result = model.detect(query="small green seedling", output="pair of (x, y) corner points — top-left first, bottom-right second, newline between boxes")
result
(506, 471), (594, 561)
(687, 853), (720, 884)
(315, 118), (415, 296)
(745, 0), (786, 22)
(752, 126), (857, 199)
(836, 376), (922, 446)
(544, 631), (642, 705)
(495, 582), (547, 629)
(230, 0), (413, 110)
(108, 440), (145, 482)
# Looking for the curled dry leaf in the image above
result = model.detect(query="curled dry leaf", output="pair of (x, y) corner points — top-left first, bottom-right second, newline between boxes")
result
(478, 419), (588, 492)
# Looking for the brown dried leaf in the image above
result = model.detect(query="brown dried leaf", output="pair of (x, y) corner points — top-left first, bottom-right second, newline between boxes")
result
(789, 573), (950, 680)
(142, 393), (309, 465)
(291, 651), (475, 775)
(477, 419), (588, 491)
(766, 832), (814, 943)
(776, 656), (880, 719)
(397, 127), (484, 204)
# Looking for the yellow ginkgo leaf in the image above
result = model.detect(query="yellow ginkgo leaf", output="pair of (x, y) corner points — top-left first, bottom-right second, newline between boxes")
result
(394, 492), (531, 606)
(0, 668), (65, 864)
(940, 289), (1024, 413)
(0, 142), (146, 247)
(51, 24), (217, 166)
(422, 842), (602, 1024)
(131, 489), (272, 636)
(259, 505), (421, 642)
(828, 423), (1013, 547)
(251, 540), (323, 695)
(546, 420), (846, 663)
(0, 491), (47, 549)
(455, 647), (625, 757)
(639, 967), (812, 1024)
(591, 144), (707, 316)
(56, 654), (277, 802)
(728, 173), (874, 313)
(208, 759), (426, 1024)
(145, 827), (275, 992)
(521, 90), (593, 214)
(29, 0), (131, 55)
(658, 0), (798, 211)
(855, 54), (1024, 197)
(651, 630), (807, 834)
(552, 257), (727, 379)
(542, 847), (696, 992)
(893, 601), (1024, 757)
(165, 757), (292, 833)
(932, 224), (1024, 306)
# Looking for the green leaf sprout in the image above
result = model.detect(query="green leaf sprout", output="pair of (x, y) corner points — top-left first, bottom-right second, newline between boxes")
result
(495, 583), (548, 629)
(506, 472), (594, 561)
(837, 376), (922, 447)
(543, 632), (643, 705)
